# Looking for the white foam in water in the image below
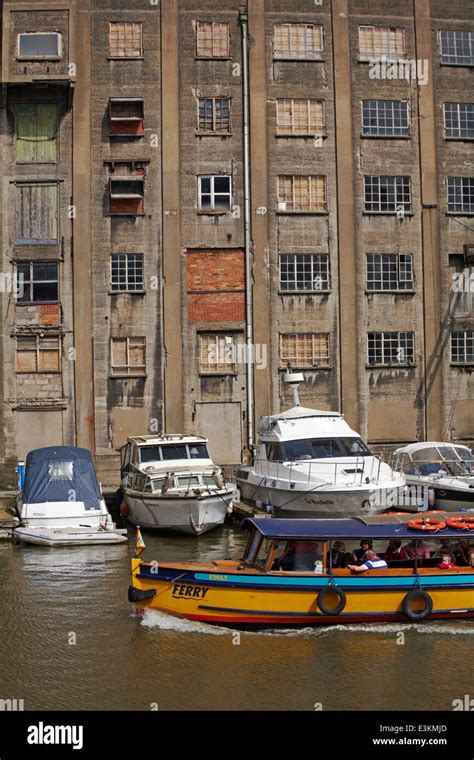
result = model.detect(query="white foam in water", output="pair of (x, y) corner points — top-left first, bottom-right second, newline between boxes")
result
(139, 611), (474, 638)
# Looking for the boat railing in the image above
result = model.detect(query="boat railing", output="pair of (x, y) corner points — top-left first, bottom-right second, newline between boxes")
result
(253, 456), (389, 487)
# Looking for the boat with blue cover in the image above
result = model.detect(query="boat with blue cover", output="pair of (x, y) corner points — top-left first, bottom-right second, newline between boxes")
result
(128, 514), (474, 628)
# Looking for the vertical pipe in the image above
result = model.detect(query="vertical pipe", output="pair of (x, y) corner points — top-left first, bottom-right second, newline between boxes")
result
(240, 10), (254, 450)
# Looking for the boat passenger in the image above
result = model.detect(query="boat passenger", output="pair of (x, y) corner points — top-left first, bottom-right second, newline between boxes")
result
(327, 541), (352, 569)
(402, 539), (431, 560)
(468, 546), (474, 567)
(433, 539), (454, 559)
(347, 550), (388, 573)
(454, 539), (470, 567)
(438, 553), (457, 570)
(383, 540), (407, 562)
(352, 540), (373, 564)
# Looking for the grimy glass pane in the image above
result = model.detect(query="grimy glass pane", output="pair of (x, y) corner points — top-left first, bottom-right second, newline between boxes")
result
(19, 33), (60, 57)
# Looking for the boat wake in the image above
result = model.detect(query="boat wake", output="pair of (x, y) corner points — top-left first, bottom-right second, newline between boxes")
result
(139, 610), (474, 638)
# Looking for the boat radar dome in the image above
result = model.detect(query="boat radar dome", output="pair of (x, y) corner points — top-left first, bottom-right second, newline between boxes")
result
(283, 364), (305, 407)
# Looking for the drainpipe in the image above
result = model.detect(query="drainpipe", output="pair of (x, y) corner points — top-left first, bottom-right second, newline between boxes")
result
(239, 9), (254, 450)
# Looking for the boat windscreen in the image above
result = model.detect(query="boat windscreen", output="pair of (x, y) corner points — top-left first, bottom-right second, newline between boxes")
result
(161, 444), (188, 461)
(269, 438), (372, 462)
(140, 446), (162, 463)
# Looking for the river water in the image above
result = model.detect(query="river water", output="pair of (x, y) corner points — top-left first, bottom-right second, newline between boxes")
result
(0, 524), (472, 712)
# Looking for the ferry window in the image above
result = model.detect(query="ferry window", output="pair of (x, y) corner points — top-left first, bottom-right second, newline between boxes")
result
(177, 476), (201, 488)
(161, 445), (188, 461)
(254, 538), (273, 569)
(272, 540), (322, 571)
(47, 461), (73, 481)
(188, 444), (209, 459)
(139, 446), (162, 464)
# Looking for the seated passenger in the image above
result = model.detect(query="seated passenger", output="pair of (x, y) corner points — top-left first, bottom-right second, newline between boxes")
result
(352, 540), (373, 564)
(454, 539), (470, 567)
(433, 539), (454, 559)
(402, 539), (431, 560)
(327, 541), (352, 569)
(277, 541), (296, 570)
(438, 552), (457, 570)
(347, 550), (388, 573)
(383, 540), (407, 562)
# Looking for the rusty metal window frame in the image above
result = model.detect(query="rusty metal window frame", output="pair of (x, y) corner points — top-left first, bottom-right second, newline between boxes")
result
(277, 175), (327, 213)
(273, 23), (323, 60)
(367, 332), (415, 367)
(279, 254), (330, 293)
(366, 254), (414, 292)
(358, 25), (406, 61)
(197, 97), (231, 134)
(276, 98), (325, 136)
(279, 333), (331, 369)
(196, 21), (230, 59)
(108, 22), (143, 59)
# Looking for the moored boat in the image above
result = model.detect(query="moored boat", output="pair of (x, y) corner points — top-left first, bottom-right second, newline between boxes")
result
(120, 435), (236, 535)
(128, 514), (474, 628)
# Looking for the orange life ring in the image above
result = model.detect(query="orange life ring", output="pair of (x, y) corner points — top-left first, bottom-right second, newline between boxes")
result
(446, 516), (474, 531)
(407, 517), (446, 532)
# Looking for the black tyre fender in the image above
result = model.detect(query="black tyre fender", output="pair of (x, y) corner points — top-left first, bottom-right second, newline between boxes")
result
(402, 589), (433, 621)
(317, 585), (347, 616)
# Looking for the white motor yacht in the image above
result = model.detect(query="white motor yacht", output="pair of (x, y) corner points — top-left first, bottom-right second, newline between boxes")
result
(392, 442), (474, 511)
(236, 372), (407, 517)
(120, 435), (236, 535)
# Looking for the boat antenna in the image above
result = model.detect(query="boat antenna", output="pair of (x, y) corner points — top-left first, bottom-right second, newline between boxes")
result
(283, 362), (305, 407)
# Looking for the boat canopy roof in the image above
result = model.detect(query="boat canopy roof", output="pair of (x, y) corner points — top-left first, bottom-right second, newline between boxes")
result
(245, 517), (474, 541)
(122, 435), (208, 448)
(23, 446), (102, 508)
(394, 442), (472, 457)
(258, 406), (358, 441)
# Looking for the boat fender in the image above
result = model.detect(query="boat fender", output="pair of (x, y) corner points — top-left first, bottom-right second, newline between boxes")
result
(128, 586), (157, 604)
(317, 586), (346, 616)
(402, 589), (433, 621)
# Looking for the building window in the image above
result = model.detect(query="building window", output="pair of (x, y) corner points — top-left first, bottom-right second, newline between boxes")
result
(278, 176), (327, 213)
(444, 103), (474, 139)
(197, 97), (231, 134)
(273, 24), (323, 60)
(440, 30), (474, 66)
(366, 254), (414, 292)
(14, 103), (59, 162)
(198, 176), (232, 211)
(280, 333), (331, 369)
(358, 26), (406, 60)
(276, 99), (325, 136)
(200, 334), (236, 374)
(451, 331), (474, 364)
(109, 177), (145, 215)
(447, 178), (474, 214)
(109, 22), (143, 58)
(108, 98), (144, 136)
(16, 335), (61, 373)
(364, 176), (411, 214)
(17, 32), (62, 60)
(196, 22), (230, 58)
(367, 332), (415, 367)
(110, 254), (144, 292)
(16, 262), (59, 303)
(14, 182), (58, 244)
(361, 100), (409, 137)
(279, 254), (330, 292)
(111, 337), (146, 376)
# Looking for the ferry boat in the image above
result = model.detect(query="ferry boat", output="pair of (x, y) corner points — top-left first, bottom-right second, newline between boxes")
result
(13, 446), (127, 547)
(128, 514), (474, 628)
(392, 442), (474, 511)
(120, 435), (236, 535)
(236, 371), (407, 517)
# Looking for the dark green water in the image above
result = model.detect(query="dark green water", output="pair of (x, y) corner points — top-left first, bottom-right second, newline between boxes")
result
(0, 525), (472, 711)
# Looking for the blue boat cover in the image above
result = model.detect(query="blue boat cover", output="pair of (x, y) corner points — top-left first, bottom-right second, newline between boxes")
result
(22, 447), (102, 509)
(247, 517), (474, 541)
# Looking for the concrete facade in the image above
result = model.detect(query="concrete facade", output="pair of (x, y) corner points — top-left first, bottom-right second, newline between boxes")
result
(0, 0), (473, 487)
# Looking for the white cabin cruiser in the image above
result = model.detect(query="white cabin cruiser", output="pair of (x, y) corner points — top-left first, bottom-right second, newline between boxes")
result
(120, 435), (236, 535)
(13, 446), (127, 546)
(392, 442), (474, 512)
(236, 372), (407, 517)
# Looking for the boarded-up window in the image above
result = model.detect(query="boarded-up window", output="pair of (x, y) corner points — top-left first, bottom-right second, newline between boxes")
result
(109, 22), (143, 58)
(276, 99), (325, 135)
(358, 26), (406, 59)
(109, 177), (145, 215)
(280, 333), (331, 368)
(15, 183), (59, 244)
(200, 334), (237, 374)
(108, 98), (144, 136)
(16, 335), (61, 373)
(111, 337), (146, 376)
(273, 24), (323, 60)
(15, 103), (59, 162)
(196, 22), (230, 58)
(278, 175), (327, 212)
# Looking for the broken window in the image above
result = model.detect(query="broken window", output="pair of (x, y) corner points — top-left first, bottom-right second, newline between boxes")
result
(17, 32), (62, 59)
(277, 175), (327, 212)
(16, 335), (61, 373)
(196, 22), (230, 58)
(14, 103), (59, 162)
(364, 176), (411, 214)
(361, 100), (410, 137)
(366, 254), (414, 291)
(276, 99), (325, 136)
(109, 177), (145, 215)
(367, 332), (415, 367)
(111, 337), (146, 376)
(16, 261), (59, 303)
(280, 333), (331, 368)
(109, 22), (143, 58)
(197, 97), (231, 134)
(14, 182), (59, 244)
(279, 254), (330, 292)
(108, 98), (144, 136)
(199, 334), (237, 374)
